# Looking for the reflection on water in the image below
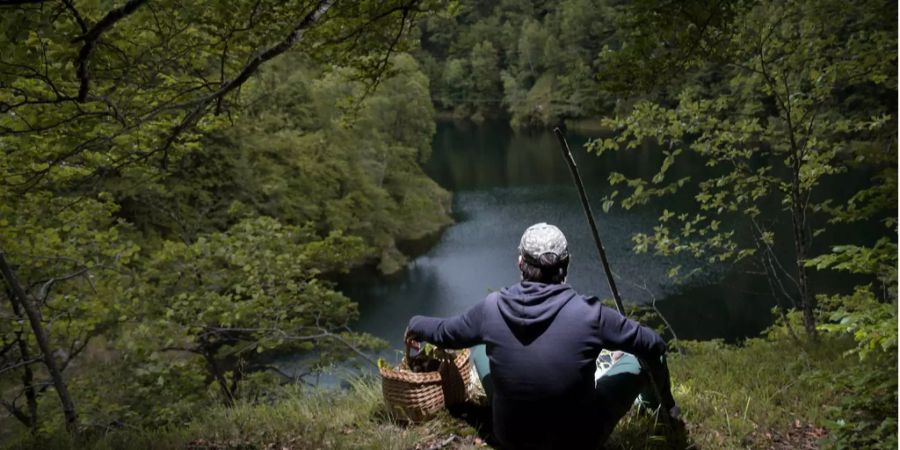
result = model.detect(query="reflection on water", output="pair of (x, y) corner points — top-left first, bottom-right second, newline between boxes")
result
(340, 120), (875, 353)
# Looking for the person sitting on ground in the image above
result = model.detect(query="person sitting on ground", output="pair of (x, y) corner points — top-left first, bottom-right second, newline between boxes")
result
(405, 222), (681, 449)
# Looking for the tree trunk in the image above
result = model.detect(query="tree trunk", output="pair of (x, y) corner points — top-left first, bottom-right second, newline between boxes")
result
(9, 293), (40, 433)
(0, 252), (78, 431)
(758, 253), (802, 344)
(202, 349), (235, 407)
(20, 340), (38, 434)
(789, 156), (817, 339)
(778, 78), (817, 340)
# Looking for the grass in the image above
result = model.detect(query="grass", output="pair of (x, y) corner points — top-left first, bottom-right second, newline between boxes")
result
(13, 377), (430, 450)
(8, 333), (896, 450)
(663, 336), (860, 449)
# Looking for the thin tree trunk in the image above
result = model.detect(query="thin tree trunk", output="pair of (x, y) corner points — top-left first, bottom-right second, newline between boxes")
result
(759, 252), (801, 344)
(228, 366), (242, 400)
(789, 151), (816, 339)
(202, 349), (235, 407)
(9, 293), (40, 433)
(780, 74), (817, 340)
(0, 252), (78, 431)
(20, 340), (38, 434)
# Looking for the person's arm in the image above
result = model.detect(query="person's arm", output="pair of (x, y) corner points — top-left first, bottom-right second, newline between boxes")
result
(407, 301), (485, 349)
(596, 304), (667, 358)
(597, 305), (678, 412)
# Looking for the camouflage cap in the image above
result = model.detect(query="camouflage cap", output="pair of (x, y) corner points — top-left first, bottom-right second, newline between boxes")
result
(518, 223), (569, 266)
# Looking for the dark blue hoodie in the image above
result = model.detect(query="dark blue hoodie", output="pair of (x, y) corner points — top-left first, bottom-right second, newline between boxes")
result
(408, 281), (667, 449)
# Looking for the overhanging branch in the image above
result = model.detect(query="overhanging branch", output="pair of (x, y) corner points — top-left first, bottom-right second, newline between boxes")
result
(156, 0), (335, 169)
(208, 0), (336, 106)
(0, 0), (44, 5)
(73, 0), (149, 102)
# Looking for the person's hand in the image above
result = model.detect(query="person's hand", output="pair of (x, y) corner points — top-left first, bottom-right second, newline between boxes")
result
(666, 404), (686, 435)
(668, 404), (682, 421)
(404, 327), (421, 351)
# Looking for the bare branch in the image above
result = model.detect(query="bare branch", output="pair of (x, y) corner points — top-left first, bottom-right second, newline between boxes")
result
(616, 275), (684, 355)
(750, 220), (801, 343)
(322, 0), (422, 47)
(0, 357), (43, 376)
(58, 335), (92, 372)
(758, 253), (801, 343)
(0, 399), (32, 428)
(36, 268), (89, 302)
(160, 346), (201, 354)
(750, 218), (800, 292)
(317, 328), (380, 368)
(0, 0), (44, 5)
(251, 364), (294, 380)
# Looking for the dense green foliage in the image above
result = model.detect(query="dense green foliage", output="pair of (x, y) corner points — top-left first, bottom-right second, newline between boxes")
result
(417, 1), (896, 446)
(416, 0), (618, 126)
(590, 1), (897, 446)
(1, 0), (451, 439)
(0, 0), (896, 448)
(124, 54), (451, 272)
(592, 0), (896, 337)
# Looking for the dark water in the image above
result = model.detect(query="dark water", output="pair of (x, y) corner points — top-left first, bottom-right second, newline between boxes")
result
(340, 120), (876, 354)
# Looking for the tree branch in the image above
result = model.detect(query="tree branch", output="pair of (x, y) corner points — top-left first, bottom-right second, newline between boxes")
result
(155, 0), (335, 169)
(61, 0), (88, 34)
(0, 0), (44, 5)
(36, 267), (89, 302)
(750, 218), (800, 293)
(0, 252), (78, 431)
(207, 0), (335, 106)
(358, 4), (409, 100)
(316, 328), (380, 368)
(59, 334), (93, 372)
(0, 399), (32, 428)
(0, 357), (43, 376)
(73, 0), (149, 102)
(617, 275), (684, 355)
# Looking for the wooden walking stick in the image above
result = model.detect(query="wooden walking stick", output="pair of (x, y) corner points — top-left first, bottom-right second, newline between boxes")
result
(552, 127), (676, 430)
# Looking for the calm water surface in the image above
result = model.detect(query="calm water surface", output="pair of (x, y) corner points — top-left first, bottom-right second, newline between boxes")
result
(338, 120), (873, 357)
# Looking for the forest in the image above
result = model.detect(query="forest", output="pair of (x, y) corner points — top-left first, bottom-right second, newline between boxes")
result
(0, 0), (896, 449)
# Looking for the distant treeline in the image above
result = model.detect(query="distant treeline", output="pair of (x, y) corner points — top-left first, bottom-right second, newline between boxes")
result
(413, 0), (616, 126)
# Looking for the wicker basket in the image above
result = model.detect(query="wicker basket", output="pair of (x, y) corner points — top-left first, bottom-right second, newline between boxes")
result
(380, 345), (471, 422)
(440, 348), (472, 406)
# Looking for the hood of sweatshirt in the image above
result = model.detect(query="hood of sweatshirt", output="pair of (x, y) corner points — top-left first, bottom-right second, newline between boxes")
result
(497, 281), (577, 342)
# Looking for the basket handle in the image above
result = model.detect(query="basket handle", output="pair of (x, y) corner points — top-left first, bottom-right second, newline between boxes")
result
(404, 330), (422, 364)
(404, 328), (456, 364)
(404, 339), (415, 363)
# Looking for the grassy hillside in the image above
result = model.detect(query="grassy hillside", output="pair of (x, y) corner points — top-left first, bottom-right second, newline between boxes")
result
(9, 333), (896, 450)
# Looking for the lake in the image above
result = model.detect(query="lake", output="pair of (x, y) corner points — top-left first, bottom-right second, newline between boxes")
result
(337, 120), (874, 358)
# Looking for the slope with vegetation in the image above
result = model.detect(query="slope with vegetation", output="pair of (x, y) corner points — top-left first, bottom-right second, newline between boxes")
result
(10, 323), (897, 449)
(1, 0), (450, 442)
(0, 0), (896, 448)
(594, 0), (898, 447)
